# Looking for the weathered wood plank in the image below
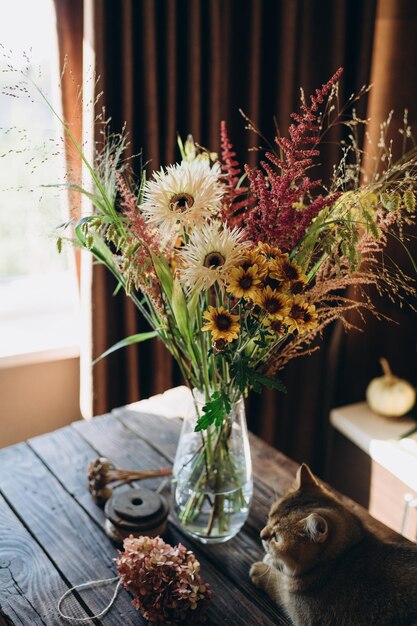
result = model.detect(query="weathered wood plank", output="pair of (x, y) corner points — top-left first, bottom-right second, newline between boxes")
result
(28, 418), (283, 624)
(110, 406), (291, 493)
(113, 407), (405, 542)
(0, 443), (143, 626)
(0, 492), (84, 626)
(28, 425), (113, 531)
(71, 414), (288, 625)
(29, 421), (285, 625)
(110, 408), (277, 531)
(73, 411), (276, 532)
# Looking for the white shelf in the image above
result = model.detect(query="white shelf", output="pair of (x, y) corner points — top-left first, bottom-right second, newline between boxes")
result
(330, 403), (417, 493)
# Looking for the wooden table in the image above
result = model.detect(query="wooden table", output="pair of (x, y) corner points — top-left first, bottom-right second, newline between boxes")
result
(0, 393), (404, 626)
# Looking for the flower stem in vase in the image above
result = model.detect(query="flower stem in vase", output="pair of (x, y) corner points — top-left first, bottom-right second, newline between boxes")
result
(174, 398), (252, 544)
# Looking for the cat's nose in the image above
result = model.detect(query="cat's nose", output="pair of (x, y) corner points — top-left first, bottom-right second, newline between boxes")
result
(260, 526), (270, 540)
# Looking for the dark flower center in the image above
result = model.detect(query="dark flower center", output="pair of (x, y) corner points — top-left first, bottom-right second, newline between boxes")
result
(290, 280), (304, 295)
(239, 275), (253, 290)
(282, 262), (299, 281)
(214, 338), (227, 351)
(215, 313), (232, 331)
(265, 297), (283, 314)
(290, 304), (306, 320)
(204, 251), (226, 268)
(269, 320), (284, 333)
(264, 276), (282, 290)
(170, 192), (194, 211)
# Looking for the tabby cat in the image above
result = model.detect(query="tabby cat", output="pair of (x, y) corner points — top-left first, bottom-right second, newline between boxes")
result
(250, 464), (417, 626)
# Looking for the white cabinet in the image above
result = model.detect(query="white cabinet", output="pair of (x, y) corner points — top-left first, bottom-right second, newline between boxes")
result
(328, 403), (417, 541)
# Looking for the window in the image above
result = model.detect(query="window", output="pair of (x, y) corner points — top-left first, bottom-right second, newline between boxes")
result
(0, 0), (79, 361)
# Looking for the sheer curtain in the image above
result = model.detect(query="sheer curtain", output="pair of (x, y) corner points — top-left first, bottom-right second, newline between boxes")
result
(54, 0), (417, 472)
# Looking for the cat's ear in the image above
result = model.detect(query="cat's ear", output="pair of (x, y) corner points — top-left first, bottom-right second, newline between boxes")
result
(295, 463), (319, 490)
(304, 513), (328, 543)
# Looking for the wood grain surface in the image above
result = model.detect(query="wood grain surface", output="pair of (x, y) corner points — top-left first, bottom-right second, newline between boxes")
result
(0, 403), (407, 625)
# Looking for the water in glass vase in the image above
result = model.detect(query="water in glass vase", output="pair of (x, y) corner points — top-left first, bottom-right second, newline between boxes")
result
(172, 392), (253, 544)
(174, 481), (253, 544)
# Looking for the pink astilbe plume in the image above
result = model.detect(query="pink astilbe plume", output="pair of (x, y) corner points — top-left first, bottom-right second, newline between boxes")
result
(116, 535), (211, 625)
(116, 172), (161, 255)
(244, 68), (344, 251)
(116, 173), (166, 315)
(220, 121), (253, 227)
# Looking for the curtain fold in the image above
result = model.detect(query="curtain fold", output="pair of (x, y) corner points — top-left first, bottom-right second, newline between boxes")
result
(55, 0), (417, 473)
(332, 0), (417, 414)
(53, 0), (83, 280)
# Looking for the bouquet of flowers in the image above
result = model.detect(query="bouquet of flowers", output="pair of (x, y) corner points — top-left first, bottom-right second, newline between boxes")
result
(56, 68), (416, 542)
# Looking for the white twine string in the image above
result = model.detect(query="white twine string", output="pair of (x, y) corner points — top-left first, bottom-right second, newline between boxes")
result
(57, 576), (121, 622)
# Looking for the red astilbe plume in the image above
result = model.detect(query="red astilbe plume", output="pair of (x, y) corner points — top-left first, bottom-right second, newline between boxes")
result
(115, 173), (166, 315)
(220, 121), (253, 227)
(116, 535), (211, 625)
(116, 172), (161, 255)
(244, 68), (344, 251)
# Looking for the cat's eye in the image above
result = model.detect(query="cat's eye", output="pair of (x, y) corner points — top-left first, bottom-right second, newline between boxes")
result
(274, 533), (281, 543)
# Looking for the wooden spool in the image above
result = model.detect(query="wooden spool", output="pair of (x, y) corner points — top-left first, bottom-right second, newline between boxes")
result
(104, 487), (169, 545)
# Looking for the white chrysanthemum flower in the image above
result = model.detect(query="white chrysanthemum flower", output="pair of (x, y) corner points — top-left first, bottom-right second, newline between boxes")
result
(141, 159), (224, 239)
(179, 223), (250, 292)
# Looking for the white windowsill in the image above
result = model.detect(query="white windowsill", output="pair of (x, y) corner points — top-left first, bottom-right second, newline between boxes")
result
(0, 271), (80, 367)
(0, 346), (80, 370)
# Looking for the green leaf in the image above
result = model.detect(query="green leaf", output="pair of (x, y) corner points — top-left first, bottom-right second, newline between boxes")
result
(43, 182), (104, 210)
(93, 331), (159, 364)
(112, 282), (123, 296)
(172, 278), (192, 343)
(56, 237), (62, 254)
(150, 251), (173, 300)
(230, 357), (286, 395)
(187, 287), (200, 321)
(56, 218), (74, 230)
(251, 371), (286, 394)
(195, 391), (232, 431)
(381, 191), (401, 212)
(177, 133), (186, 159)
(403, 190), (416, 214)
(75, 224), (118, 271)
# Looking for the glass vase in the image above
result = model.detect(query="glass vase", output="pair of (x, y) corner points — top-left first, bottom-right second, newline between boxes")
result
(172, 390), (253, 544)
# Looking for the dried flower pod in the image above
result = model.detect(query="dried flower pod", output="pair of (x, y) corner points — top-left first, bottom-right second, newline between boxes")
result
(87, 457), (172, 505)
(213, 338), (227, 351)
(116, 535), (211, 625)
(87, 458), (116, 503)
(93, 486), (114, 505)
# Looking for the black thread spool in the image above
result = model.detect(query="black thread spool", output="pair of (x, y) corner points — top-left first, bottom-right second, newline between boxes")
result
(104, 487), (169, 545)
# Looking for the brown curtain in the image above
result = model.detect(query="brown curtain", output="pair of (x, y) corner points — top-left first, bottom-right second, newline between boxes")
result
(331, 0), (417, 413)
(55, 0), (417, 473)
(53, 0), (84, 278)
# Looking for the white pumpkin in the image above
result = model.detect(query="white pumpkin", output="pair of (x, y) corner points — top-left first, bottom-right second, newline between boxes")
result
(366, 358), (416, 418)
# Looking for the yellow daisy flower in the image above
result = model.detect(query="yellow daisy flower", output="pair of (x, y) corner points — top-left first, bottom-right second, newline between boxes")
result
(269, 255), (307, 287)
(262, 268), (286, 292)
(202, 306), (240, 342)
(262, 318), (285, 335)
(255, 286), (291, 319)
(240, 249), (268, 277)
(288, 278), (308, 295)
(285, 296), (318, 334)
(256, 242), (286, 262)
(226, 265), (262, 300)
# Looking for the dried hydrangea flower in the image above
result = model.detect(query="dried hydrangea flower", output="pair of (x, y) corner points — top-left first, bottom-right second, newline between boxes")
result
(116, 535), (211, 625)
